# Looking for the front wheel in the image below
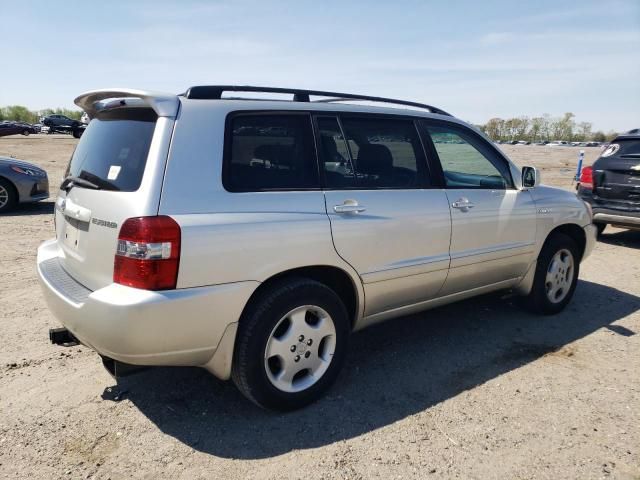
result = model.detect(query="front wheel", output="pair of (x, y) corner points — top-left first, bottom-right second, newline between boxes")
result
(232, 277), (350, 411)
(0, 178), (17, 213)
(22, 129), (30, 136)
(523, 233), (580, 315)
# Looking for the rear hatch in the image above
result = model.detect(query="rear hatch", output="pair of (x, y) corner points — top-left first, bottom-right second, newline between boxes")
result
(55, 96), (176, 291)
(592, 137), (640, 209)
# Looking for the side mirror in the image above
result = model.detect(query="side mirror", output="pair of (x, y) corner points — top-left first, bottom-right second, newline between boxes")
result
(522, 166), (540, 188)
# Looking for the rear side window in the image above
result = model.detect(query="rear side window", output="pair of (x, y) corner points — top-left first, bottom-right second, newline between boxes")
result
(66, 108), (156, 192)
(224, 114), (318, 191)
(318, 116), (426, 189)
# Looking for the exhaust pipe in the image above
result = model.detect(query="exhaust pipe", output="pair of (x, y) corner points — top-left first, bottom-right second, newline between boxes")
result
(49, 327), (78, 346)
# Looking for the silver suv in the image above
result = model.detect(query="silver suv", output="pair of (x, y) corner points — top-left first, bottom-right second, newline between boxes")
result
(38, 86), (597, 410)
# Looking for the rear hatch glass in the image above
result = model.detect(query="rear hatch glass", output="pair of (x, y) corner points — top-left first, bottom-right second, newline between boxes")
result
(593, 138), (640, 205)
(56, 107), (161, 291)
(65, 108), (157, 191)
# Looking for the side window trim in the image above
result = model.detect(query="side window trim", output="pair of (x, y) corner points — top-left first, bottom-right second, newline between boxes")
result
(222, 110), (322, 192)
(421, 119), (515, 189)
(313, 112), (432, 190)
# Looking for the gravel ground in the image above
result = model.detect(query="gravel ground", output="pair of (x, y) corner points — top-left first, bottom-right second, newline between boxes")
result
(1, 136), (639, 480)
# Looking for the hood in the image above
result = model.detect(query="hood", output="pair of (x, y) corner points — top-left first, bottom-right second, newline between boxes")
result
(0, 156), (46, 172)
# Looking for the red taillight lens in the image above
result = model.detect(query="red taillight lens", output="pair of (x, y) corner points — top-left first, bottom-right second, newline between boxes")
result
(579, 166), (593, 189)
(113, 216), (181, 290)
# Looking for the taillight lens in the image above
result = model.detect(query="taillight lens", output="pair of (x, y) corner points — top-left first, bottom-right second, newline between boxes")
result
(113, 216), (181, 290)
(579, 166), (593, 189)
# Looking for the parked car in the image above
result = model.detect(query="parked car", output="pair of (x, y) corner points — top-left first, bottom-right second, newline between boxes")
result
(38, 86), (596, 410)
(0, 156), (49, 212)
(42, 114), (85, 137)
(578, 129), (640, 235)
(547, 141), (569, 147)
(80, 112), (90, 124)
(0, 122), (37, 137)
(42, 114), (81, 129)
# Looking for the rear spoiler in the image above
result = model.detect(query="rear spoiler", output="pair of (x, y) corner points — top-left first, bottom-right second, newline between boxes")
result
(74, 88), (179, 118)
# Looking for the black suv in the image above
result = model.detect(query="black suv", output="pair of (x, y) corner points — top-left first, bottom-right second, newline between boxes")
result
(578, 129), (640, 234)
(42, 114), (85, 138)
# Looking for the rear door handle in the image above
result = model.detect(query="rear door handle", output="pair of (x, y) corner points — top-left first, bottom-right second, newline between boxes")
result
(333, 200), (366, 214)
(451, 198), (475, 211)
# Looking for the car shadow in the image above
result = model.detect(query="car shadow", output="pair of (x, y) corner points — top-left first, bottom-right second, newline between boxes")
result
(1, 201), (54, 217)
(598, 228), (640, 248)
(110, 280), (639, 459)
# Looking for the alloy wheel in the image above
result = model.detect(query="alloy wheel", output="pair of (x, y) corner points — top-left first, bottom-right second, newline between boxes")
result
(264, 305), (337, 393)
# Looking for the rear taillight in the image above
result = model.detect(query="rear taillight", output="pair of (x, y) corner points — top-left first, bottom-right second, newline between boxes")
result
(579, 166), (593, 189)
(114, 216), (181, 290)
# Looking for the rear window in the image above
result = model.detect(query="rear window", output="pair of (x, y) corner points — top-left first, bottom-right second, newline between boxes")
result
(66, 108), (157, 192)
(223, 114), (318, 191)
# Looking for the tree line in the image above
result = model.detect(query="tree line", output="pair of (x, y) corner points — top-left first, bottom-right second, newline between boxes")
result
(478, 113), (618, 143)
(0, 105), (82, 124)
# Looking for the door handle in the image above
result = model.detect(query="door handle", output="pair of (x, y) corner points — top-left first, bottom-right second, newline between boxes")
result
(451, 198), (475, 211)
(333, 200), (366, 214)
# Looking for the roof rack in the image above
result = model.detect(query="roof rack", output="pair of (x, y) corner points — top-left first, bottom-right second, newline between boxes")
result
(182, 85), (452, 116)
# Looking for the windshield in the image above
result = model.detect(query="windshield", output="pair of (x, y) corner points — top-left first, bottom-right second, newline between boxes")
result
(65, 108), (157, 192)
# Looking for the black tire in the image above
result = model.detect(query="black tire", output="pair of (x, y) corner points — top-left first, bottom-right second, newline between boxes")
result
(22, 129), (30, 136)
(232, 277), (350, 411)
(595, 223), (606, 236)
(0, 178), (17, 213)
(72, 128), (82, 139)
(523, 233), (580, 315)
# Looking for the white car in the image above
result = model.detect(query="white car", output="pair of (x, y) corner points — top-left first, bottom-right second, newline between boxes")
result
(38, 86), (597, 410)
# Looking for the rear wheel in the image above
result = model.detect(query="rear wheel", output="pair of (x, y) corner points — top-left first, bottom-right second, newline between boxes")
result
(0, 178), (17, 213)
(232, 277), (349, 411)
(22, 129), (30, 136)
(523, 233), (580, 315)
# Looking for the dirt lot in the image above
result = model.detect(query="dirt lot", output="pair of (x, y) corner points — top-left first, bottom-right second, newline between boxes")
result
(1, 135), (639, 480)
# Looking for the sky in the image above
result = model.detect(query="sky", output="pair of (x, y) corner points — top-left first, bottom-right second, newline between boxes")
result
(1, 0), (639, 131)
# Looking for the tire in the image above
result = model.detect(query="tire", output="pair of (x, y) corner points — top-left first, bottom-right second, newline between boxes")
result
(595, 223), (606, 236)
(0, 178), (17, 213)
(523, 233), (580, 315)
(232, 277), (350, 411)
(72, 128), (82, 139)
(22, 130), (30, 136)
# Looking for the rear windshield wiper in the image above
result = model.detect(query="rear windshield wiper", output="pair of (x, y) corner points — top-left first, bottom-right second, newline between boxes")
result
(60, 175), (100, 192)
(60, 172), (120, 192)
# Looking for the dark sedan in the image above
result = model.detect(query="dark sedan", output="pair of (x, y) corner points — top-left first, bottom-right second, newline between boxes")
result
(0, 157), (49, 212)
(0, 122), (37, 137)
(577, 129), (640, 234)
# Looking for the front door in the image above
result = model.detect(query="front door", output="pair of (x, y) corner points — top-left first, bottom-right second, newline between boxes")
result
(317, 115), (452, 317)
(422, 121), (537, 296)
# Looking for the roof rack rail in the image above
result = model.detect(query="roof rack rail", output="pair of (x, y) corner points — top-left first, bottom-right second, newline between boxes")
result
(182, 85), (451, 116)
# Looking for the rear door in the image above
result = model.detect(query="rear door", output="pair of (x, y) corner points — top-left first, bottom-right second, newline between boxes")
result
(593, 139), (640, 208)
(421, 120), (537, 296)
(318, 115), (451, 317)
(55, 107), (173, 291)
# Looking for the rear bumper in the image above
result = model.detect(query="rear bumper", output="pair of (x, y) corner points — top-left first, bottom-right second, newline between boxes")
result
(37, 239), (258, 379)
(578, 189), (640, 229)
(593, 212), (640, 229)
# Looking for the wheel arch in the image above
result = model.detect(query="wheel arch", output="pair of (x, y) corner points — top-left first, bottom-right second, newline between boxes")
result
(545, 223), (586, 261)
(239, 265), (362, 331)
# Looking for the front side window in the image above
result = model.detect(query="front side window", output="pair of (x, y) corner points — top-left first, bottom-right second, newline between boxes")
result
(225, 114), (318, 191)
(425, 123), (511, 189)
(318, 116), (426, 189)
